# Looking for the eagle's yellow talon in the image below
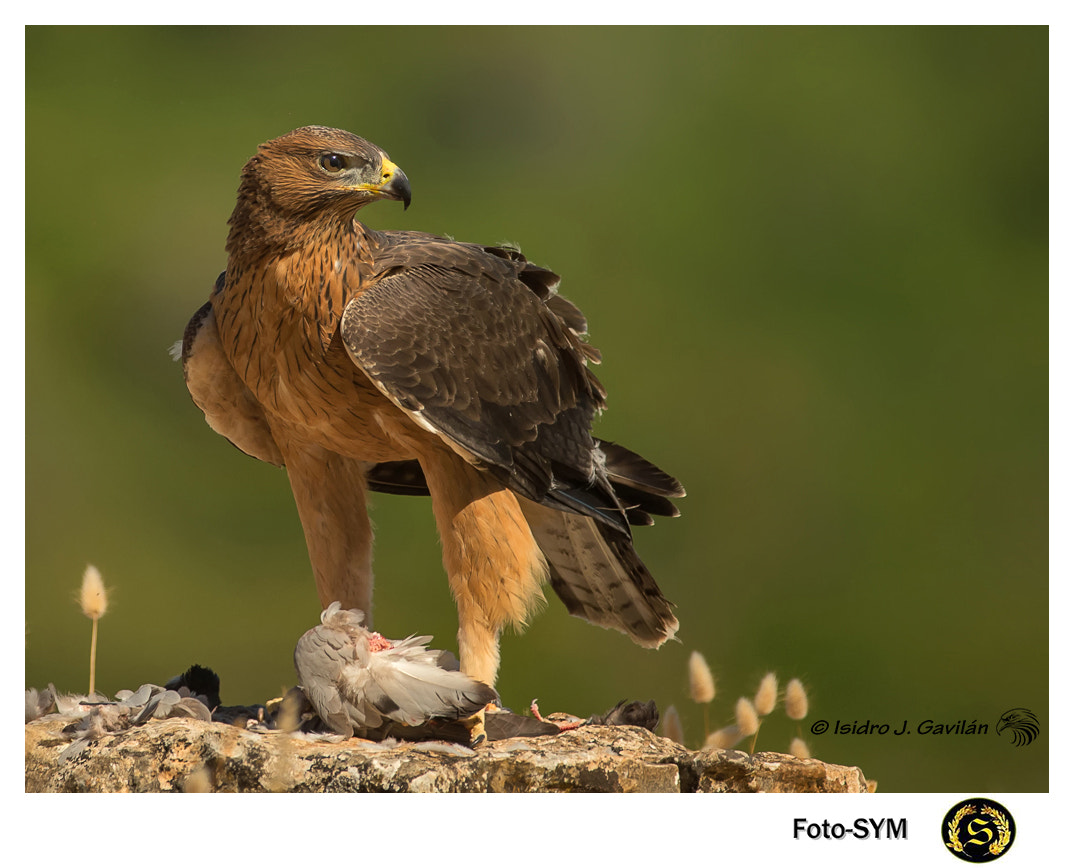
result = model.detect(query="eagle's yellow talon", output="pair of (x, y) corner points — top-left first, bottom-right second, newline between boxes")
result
(463, 708), (487, 748)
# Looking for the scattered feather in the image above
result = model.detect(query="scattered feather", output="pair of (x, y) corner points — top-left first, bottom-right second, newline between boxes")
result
(25, 686), (56, 722)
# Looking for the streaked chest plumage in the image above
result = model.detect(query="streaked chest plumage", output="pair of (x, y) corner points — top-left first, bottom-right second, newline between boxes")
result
(212, 233), (417, 460)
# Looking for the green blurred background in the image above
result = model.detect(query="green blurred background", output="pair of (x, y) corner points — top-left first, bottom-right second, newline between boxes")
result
(26, 26), (1047, 792)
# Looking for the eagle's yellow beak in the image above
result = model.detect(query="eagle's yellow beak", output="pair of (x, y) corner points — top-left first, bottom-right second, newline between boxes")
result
(359, 158), (411, 210)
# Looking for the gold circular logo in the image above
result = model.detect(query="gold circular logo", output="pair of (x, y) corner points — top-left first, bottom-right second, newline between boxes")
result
(942, 798), (1016, 862)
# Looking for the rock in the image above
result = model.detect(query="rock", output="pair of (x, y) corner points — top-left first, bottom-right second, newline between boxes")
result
(24, 715), (868, 793)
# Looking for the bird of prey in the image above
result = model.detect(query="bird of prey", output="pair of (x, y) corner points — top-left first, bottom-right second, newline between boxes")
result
(294, 601), (497, 738)
(996, 708), (1040, 747)
(180, 126), (684, 702)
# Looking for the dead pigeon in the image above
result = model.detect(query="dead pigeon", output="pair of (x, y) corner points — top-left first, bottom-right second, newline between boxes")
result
(294, 602), (497, 738)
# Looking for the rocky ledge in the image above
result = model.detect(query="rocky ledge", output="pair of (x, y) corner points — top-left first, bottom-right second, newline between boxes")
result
(25, 715), (868, 793)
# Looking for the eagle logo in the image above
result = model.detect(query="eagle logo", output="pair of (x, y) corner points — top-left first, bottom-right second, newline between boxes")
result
(996, 708), (1039, 747)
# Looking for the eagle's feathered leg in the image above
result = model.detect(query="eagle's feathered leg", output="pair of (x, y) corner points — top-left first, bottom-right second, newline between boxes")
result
(283, 445), (376, 623)
(419, 446), (548, 690)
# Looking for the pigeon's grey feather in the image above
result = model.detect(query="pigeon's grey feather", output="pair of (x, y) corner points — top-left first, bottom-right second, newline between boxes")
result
(115, 684), (154, 708)
(25, 686), (56, 722)
(294, 602), (498, 737)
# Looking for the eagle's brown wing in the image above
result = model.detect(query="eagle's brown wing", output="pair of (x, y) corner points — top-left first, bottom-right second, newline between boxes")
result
(342, 236), (681, 648)
(341, 236), (628, 533)
(180, 292), (284, 468)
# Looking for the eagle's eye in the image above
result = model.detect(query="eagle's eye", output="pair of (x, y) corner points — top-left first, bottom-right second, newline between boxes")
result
(319, 153), (347, 174)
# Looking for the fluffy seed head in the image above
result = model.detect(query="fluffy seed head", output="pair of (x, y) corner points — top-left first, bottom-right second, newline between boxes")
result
(661, 705), (684, 745)
(785, 678), (809, 720)
(277, 689), (304, 733)
(688, 651), (716, 704)
(705, 724), (743, 750)
(735, 696), (759, 736)
(789, 737), (811, 759)
(754, 671), (778, 716)
(80, 565), (108, 620)
(181, 767), (214, 793)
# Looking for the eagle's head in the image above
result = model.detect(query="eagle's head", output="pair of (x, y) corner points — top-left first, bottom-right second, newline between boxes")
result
(227, 126), (411, 253)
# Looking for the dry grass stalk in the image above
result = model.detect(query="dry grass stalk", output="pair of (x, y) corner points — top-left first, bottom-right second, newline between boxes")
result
(740, 672), (779, 752)
(79, 565), (108, 696)
(661, 704), (685, 745)
(181, 767), (214, 793)
(683, 666), (816, 757)
(754, 671), (778, 716)
(735, 696), (759, 738)
(704, 724), (743, 750)
(785, 678), (809, 721)
(688, 651), (716, 703)
(688, 650), (716, 736)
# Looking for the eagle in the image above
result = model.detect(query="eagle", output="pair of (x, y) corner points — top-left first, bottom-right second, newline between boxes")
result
(179, 126), (683, 726)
